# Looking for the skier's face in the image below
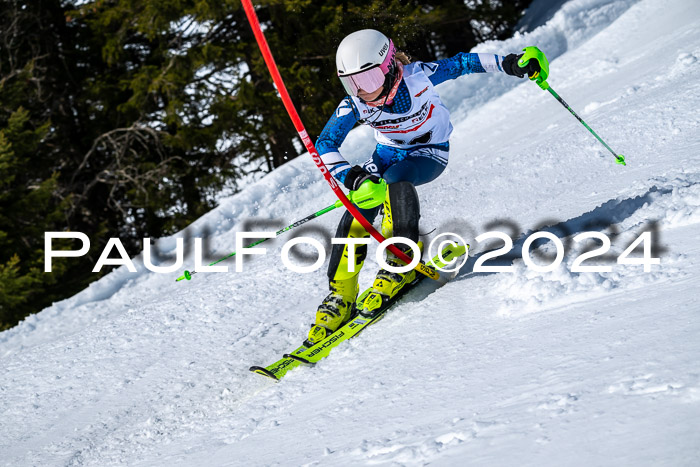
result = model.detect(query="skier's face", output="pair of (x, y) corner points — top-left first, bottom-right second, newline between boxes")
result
(358, 86), (384, 103)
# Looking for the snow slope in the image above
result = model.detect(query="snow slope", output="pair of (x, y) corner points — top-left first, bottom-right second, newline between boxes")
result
(2, 0), (700, 465)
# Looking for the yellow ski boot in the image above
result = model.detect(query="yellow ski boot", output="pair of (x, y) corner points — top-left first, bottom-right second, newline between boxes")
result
(307, 275), (359, 345)
(363, 243), (422, 315)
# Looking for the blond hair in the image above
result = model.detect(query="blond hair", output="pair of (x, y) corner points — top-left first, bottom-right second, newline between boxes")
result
(396, 51), (411, 65)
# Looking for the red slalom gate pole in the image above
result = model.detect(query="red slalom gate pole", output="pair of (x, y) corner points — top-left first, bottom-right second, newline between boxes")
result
(241, 0), (438, 281)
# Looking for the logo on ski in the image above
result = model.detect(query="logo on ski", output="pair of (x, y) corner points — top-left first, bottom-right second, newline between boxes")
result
(307, 331), (346, 358)
(270, 357), (296, 375)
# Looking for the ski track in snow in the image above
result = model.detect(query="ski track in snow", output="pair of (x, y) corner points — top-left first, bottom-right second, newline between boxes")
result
(2, 0), (700, 465)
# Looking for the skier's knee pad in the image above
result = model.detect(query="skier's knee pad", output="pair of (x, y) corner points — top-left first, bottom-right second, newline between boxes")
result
(383, 181), (420, 243)
(328, 211), (371, 281)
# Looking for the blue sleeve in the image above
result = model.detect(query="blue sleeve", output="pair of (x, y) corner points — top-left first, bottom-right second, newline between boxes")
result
(316, 97), (360, 183)
(419, 53), (506, 86)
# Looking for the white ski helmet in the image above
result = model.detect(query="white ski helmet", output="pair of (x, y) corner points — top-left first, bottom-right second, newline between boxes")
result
(336, 29), (398, 99)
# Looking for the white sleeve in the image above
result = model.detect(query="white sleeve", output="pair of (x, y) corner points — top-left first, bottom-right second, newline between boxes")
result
(477, 53), (506, 73)
(320, 151), (351, 179)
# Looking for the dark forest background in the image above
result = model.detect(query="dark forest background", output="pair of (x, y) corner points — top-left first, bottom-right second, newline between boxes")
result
(0, 0), (532, 330)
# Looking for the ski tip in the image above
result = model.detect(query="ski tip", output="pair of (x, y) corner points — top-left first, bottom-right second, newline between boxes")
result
(249, 366), (279, 380)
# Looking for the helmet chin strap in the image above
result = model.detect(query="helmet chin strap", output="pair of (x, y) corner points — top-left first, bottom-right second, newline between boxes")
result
(359, 93), (389, 125)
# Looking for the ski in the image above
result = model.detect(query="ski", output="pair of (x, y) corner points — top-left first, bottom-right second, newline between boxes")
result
(250, 343), (308, 379)
(250, 243), (468, 380)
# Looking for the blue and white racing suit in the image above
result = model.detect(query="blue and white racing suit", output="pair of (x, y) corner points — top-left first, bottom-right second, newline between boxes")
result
(317, 52), (508, 187)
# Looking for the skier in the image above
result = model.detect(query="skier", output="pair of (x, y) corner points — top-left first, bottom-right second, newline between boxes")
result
(307, 29), (549, 345)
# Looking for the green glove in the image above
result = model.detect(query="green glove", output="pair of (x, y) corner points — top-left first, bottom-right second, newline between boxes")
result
(518, 46), (550, 89)
(503, 46), (550, 89)
(349, 177), (387, 209)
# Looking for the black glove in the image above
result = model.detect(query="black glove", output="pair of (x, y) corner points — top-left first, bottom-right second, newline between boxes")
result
(344, 165), (380, 191)
(502, 53), (541, 79)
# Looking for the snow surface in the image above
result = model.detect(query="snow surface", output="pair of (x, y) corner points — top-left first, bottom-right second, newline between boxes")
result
(2, 0), (700, 465)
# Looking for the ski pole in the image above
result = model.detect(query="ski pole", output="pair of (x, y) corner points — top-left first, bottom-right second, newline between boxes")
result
(539, 81), (626, 166)
(176, 199), (344, 282)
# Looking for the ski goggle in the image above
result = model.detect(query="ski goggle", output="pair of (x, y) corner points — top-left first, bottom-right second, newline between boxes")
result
(338, 66), (388, 97)
(338, 39), (396, 98)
